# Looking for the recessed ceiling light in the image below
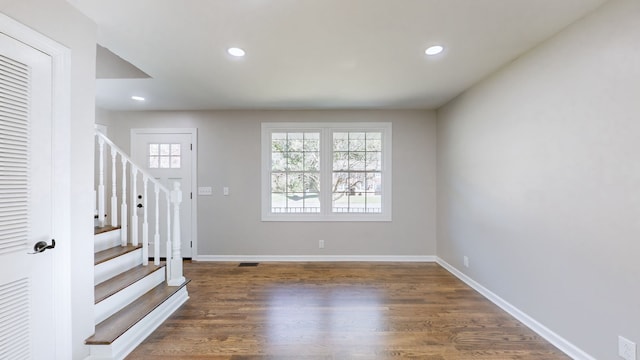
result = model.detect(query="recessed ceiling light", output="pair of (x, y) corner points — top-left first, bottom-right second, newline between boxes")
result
(227, 47), (246, 57)
(131, 96), (145, 101)
(425, 45), (444, 56)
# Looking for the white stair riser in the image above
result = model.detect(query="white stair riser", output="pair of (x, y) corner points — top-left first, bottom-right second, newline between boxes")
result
(95, 268), (166, 324)
(86, 287), (189, 360)
(95, 229), (122, 253)
(95, 249), (143, 285)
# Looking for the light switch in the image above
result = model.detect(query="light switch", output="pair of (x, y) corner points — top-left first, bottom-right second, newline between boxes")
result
(198, 186), (212, 196)
(223, 187), (229, 196)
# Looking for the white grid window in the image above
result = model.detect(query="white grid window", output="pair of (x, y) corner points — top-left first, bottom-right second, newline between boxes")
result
(149, 143), (181, 169)
(271, 132), (321, 213)
(332, 131), (382, 214)
(262, 123), (392, 221)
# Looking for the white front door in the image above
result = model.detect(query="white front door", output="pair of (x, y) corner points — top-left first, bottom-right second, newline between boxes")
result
(132, 130), (195, 258)
(0, 33), (56, 358)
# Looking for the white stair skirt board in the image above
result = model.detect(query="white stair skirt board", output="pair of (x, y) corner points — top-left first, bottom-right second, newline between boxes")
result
(194, 255), (437, 262)
(94, 229), (122, 253)
(86, 286), (189, 360)
(95, 248), (143, 285)
(435, 257), (596, 360)
(94, 267), (165, 324)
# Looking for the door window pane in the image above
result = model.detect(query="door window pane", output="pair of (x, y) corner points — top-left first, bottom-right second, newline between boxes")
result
(148, 143), (181, 168)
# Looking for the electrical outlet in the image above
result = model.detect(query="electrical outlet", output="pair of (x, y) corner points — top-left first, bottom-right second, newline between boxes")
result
(463, 256), (469, 268)
(619, 336), (636, 360)
(319, 240), (324, 249)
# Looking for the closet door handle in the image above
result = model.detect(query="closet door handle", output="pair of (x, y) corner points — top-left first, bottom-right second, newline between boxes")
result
(31, 239), (55, 254)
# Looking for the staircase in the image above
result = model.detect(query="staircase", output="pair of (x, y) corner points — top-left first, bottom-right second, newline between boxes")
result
(85, 131), (189, 360)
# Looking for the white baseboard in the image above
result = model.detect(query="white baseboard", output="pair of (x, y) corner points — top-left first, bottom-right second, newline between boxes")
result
(193, 255), (437, 262)
(435, 257), (596, 360)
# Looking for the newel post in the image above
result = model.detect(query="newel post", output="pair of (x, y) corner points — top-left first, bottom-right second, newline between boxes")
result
(168, 182), (185, 286)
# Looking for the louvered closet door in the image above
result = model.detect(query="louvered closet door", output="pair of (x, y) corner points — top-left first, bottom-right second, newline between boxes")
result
(0, 33), (55, 359)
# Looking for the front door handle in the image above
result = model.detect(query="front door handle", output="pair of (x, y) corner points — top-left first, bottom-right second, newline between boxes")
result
(31, 239), (55, 254)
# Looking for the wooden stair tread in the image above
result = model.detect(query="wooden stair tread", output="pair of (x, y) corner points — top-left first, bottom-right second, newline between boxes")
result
(86, 279), (190, 345)
(95, 263), (165, 304)
(94, 225), (120, 235)
(95, 245), (141, 266)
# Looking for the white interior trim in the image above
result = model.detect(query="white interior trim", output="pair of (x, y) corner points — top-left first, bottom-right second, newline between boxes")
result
(130, 128), (198, 259)
(0, 12), (73, 360)
(436, 257), (596, 360)
(194, 255), (436, 262)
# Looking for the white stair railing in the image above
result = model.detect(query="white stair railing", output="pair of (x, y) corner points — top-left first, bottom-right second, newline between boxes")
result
(94, 130), (184, 285)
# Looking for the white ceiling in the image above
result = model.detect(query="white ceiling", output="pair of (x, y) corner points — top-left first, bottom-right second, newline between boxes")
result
(68, 0), (607, 111)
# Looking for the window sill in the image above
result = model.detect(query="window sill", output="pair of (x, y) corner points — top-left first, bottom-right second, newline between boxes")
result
(261, 214), (392, 222)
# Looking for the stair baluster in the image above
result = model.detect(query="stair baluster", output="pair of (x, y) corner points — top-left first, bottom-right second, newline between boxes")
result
(110, 147), (118, 227)
(97, 136), (105, 227)
(165, 192), (172, 281)
(121, 158), (128, 246)
(142, 175), (149, 266)
(131, 168), (139, 247)
(154, 183), (160, 266)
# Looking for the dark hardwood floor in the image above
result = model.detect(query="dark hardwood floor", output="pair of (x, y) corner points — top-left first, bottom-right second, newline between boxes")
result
(126, 261), (569, 359)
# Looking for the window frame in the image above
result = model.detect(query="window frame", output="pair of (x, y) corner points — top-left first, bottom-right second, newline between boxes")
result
(261, 122), (392, 222)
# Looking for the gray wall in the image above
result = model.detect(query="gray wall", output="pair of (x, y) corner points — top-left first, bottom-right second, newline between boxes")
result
(437, 0), (640, 359)
(103, 110), (437, 258)
(1, 1), (97, 358)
